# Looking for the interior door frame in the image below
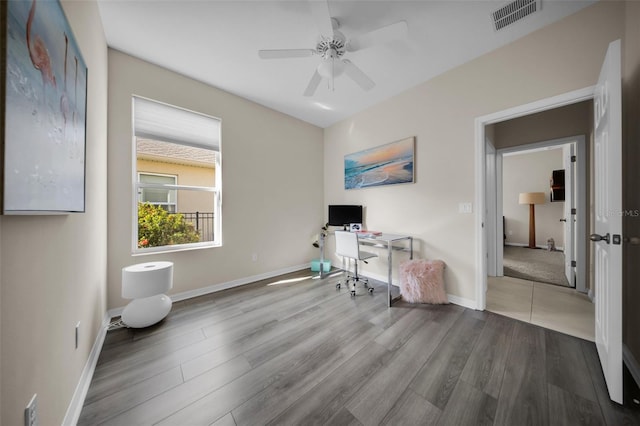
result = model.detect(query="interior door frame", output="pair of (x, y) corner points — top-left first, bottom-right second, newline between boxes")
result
(475, 86), (595, 310)
(487, 136), (587, 293)
(563, 143), (576, 286)
(485, 139), (498, 277)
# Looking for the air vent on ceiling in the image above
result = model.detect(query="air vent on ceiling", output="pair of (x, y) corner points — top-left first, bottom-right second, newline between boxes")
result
(491, 0), (542, 31)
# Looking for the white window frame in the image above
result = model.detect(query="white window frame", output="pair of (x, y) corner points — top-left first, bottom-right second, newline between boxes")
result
(132, 96), (222, 254)
(137, 172), (178, 213)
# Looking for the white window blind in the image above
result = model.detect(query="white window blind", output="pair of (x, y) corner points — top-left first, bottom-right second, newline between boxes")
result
(133, 96), (220, 151)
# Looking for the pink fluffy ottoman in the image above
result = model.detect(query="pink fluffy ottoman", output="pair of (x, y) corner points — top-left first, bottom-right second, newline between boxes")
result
(399, 259), (448, 304)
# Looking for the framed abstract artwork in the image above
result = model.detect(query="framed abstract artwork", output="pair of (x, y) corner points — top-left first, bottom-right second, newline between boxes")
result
(344, 137), (415, 190)
(1, 0), (87, 214)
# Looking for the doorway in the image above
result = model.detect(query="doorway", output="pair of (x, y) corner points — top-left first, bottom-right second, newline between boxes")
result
(503, 148), (572, 287)
(486, 134), (593, 341)
(479, 102), (595, 340)
(475, 93), (594, 309)
(496, 136), (587, 292)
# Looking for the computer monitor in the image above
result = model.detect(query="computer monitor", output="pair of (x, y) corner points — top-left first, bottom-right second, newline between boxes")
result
(327, 205), (363, 227)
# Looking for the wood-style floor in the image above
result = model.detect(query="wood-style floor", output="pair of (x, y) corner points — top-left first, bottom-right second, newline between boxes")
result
(79, 269), (640, 425)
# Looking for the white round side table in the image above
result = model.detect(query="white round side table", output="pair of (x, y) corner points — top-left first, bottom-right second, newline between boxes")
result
(121, 261), (173, 328)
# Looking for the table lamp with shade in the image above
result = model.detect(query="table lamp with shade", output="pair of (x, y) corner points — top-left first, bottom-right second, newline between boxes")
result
(519, 192), (546, 248)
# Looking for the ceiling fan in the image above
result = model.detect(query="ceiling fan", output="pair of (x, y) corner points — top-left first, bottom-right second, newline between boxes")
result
(258, 0), (408, 97)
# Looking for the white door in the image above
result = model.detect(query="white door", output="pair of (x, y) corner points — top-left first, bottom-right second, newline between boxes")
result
(563, 143), (575, 286)
(592, 39), (623, 404)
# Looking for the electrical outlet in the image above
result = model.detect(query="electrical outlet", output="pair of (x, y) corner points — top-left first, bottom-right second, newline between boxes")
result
(251, 253), (258, 262)
(75, 322), (80, 349)
(25, 394), (37, 426)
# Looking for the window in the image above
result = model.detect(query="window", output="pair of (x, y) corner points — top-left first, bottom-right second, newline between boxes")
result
(133, 96), (221, 252)
(138, 173), (177, 213)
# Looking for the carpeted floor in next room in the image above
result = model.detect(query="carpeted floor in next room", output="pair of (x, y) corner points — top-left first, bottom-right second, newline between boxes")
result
(503, 245), (571, 287)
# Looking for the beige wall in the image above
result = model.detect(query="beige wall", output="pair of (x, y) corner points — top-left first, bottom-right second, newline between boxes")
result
(502, 150), (565, 248)
(623, 1), (640, 373)
(137, 158), (215, 213)
(0, 1), (108, 425)
(491, 101), (592, 150)
(107, 50), (324, 309)
(324, 1), (625, 303)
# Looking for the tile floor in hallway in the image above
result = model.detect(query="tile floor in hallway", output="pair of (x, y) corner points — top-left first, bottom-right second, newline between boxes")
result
(487, 275), (595, 341)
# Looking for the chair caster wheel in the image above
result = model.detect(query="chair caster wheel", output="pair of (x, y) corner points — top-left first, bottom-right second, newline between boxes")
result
(336, 283), (341, 289)
(368, 287), (374, 294)
(351, 291), (356, 297)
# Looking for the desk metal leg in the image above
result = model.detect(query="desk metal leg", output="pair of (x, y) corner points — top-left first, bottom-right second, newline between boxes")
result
(387, 241), (392, 307)
(387, 237), (413, 308)
(410, 237), (413, 260)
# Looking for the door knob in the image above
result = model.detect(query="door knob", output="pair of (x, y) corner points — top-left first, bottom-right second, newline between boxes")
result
(590, 233), (610, 244)
(560, 218), (567, 222)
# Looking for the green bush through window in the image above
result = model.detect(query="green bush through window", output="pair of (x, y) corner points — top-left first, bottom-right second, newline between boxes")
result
(137, 202), (200, 248)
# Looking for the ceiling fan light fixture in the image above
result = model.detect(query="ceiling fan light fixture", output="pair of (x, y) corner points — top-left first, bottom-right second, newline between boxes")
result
(317, 56), (345, 79)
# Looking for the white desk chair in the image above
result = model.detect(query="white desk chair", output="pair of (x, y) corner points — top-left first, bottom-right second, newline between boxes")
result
(335, 230), (377, 296)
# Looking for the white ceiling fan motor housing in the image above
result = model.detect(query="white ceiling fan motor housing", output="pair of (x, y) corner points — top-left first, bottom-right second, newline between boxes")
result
(316, 27), (347, 79)
(316, 30), (346, 60)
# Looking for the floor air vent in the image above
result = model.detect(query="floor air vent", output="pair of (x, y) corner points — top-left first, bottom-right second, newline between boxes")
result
(492, 0), (542, 31)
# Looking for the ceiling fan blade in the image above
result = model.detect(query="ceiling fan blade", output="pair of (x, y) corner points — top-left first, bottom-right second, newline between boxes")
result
(303, 69), (323, 97)
(342, 60), (375, 91)
(346, 21), (409, 52)
(308, 0), (334, 38)
(258, 49), (316, 59)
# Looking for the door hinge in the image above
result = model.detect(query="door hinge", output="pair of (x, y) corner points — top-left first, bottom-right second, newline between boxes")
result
(571, 260), (577, 267)
(571, 155), (577, 162)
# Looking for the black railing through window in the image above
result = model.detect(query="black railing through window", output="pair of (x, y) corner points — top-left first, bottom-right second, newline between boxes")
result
(181, 212), (215, 242)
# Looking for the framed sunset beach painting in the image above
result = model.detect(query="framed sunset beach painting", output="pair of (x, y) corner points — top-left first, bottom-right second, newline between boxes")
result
(344, 137), (415, 190)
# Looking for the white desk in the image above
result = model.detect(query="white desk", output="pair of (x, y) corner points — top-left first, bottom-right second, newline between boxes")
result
(358, 233), (413, 307)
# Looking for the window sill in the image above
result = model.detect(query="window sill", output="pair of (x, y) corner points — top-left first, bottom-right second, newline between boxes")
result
(132, 242), (221, 256)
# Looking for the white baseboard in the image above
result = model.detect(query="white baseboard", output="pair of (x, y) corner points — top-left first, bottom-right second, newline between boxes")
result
(62, 312), (111, 426)
(505, 242), (564, 251)
(108, 263), (310, 319)
(360, 271), (396, 287)
(447, 294), (478, 310)
(358, 271), (477, 310)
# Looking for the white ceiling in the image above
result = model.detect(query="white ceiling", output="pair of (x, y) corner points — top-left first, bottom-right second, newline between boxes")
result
(96, 0), (595, 128)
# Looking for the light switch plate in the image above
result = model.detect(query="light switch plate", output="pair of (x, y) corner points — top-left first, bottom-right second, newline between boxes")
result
(459, 202), (473, 214)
